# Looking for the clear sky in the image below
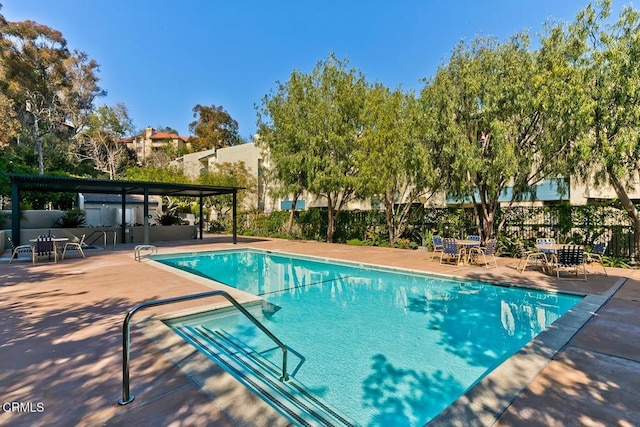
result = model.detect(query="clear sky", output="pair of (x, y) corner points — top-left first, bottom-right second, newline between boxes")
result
(1, 1), (628, 140)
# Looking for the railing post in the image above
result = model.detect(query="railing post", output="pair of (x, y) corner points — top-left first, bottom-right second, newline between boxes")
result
(117, 291), (288, 405)
(118, 308), (136, 405)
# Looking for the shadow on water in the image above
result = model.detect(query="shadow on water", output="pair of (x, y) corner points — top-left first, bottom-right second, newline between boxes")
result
(405, 284), (572, 369)
(362, 354), (464, 426)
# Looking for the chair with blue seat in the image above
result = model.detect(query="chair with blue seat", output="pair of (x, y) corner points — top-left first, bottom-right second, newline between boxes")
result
(585, 242), (607, 276)
(439, 238), (465, 265)
(469, 238), (498, 268)
(466, 235), (481, 242)
(62, 234), (86, 260)
(551, 245), (587, 281)
(8, 236), (34, 264)
(432, 235), (444, 259)
(33, 235), (58, 264)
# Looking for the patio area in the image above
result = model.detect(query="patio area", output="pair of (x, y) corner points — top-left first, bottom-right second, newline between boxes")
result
(1, 236), (639, 426)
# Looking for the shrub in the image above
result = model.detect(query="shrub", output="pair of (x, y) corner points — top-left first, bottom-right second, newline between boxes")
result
(347, 238), (363, 246)
(156, 212), (182, 226)
(57, 209), (86, 227)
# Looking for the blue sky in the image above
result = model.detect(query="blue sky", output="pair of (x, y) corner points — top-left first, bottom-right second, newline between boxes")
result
(1, 1), (628, 140)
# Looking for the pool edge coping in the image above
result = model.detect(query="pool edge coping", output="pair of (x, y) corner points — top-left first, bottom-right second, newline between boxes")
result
(426, 276), (627, 426)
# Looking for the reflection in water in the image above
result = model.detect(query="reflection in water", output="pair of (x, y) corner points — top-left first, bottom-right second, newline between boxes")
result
(363, 354), (465, 427)
(162, 250), (581, 426)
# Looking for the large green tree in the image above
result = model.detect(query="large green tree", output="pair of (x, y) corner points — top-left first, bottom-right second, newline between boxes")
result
(423, 34), (565, 241)
(358, 84), (440, 244)
(559, 0), (640, 256)
(256, 71), (313, 233)
(189, 104), (240, 151)
(0, 15), (102, 175)
(258, 54), (368, 242)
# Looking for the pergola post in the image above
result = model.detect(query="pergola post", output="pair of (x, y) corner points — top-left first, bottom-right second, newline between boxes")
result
(121, 192), (127, 244)
(11, 182), (21, 246)
(232, 190), (237, 244)
(199, 195), (203, 240)
(143, 187), (149, 245)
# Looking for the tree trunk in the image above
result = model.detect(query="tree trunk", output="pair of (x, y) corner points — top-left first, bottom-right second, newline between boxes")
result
(609, 172), (640, 258)
(384, 193), (396, 243)
(286, 193), (299, 234)
(327, 204), (336, 243)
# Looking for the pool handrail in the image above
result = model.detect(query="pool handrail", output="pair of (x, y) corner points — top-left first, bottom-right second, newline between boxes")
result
(118, 290), (289, 405)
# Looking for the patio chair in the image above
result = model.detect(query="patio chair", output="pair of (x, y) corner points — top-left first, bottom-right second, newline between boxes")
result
(585, 242), (607, 276)
(469, 238), (498, 268)
(551, 245), (587, 281)
(33, 235), (58, 264)
(432, 235), (444, 259)
(62, 234), (86, 260)
(439, 238), (465, 265)
(8, 236), (34, 264)
(466, 235), (481, 242)
(516, 243), (548, 273)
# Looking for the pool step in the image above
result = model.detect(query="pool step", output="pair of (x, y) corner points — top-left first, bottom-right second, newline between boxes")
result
(176, 325), (355, 427)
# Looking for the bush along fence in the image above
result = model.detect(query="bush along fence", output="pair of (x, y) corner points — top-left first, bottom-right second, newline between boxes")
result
(235, 203), (637, 261)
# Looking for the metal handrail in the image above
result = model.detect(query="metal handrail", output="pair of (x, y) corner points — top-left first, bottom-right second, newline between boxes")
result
(117, 290), (289, 405)
(85, 230), (117, 248)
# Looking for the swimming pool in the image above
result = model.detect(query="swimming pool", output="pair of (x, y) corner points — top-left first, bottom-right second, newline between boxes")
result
(157, 249), (582, 426)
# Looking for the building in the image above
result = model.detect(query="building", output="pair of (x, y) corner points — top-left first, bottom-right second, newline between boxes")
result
(121, 127), (190, 165)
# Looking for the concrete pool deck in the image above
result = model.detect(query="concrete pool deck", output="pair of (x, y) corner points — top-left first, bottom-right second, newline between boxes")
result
(1, 235), (638, 426)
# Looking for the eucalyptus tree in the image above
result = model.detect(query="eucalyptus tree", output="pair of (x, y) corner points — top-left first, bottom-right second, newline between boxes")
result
(189, 104), (241, 151)
(358, 84), (440, 244)
(558, 0), (640, 255)
(258, 54), (368, 242)
(0, 17), (102, 174)
(422, 34), (563, 241)
(78, 103), (135, 179)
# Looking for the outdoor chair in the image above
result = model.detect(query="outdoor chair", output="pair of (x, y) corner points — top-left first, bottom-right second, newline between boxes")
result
(585, 242), (607, 276)
(62, 234), (86, 260)
(469, 238), (498, 268)
(432, 235), (444, 259)
(551, 245), (587, 281)
(516, 243), (548, 273)
(8, 236), (34, 264)
(439, 238), (465, 265)
(33, 235), (58, 264)
(466, 235), (481, 242)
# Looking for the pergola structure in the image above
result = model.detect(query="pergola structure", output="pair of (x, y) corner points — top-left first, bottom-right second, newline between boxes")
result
(9, 174), (243, 247)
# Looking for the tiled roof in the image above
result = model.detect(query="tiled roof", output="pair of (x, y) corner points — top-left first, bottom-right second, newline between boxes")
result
(150, 132), (180, 140)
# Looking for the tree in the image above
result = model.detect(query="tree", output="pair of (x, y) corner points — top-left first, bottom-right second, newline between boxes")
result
(0, 16), (102, 174)
(423, 35), (564, 241)
(256, 71), (313, 234)
(358, 84), (440, 244)
(78, 103), (135, 179)
(258, 54), (367, 242)
(198, 162), (256, 222)
(560, 0), (640, 256)
(188, 104), (240, 151)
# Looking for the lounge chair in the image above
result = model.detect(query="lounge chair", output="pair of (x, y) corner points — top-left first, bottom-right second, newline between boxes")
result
(585, 242), (607, 276)
(8, 236), (34, 264)
(469, 238), (498, 268)
(62, 234), (86, 260)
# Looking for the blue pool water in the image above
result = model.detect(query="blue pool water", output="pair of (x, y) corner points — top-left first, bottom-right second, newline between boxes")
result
(158, 249), (582, 426)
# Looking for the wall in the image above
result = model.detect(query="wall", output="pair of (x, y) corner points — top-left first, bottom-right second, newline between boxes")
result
(1, 210), (64, 229)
